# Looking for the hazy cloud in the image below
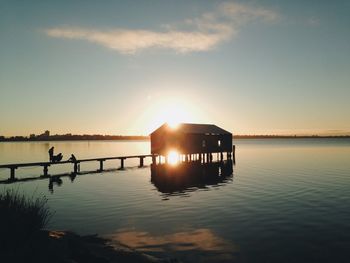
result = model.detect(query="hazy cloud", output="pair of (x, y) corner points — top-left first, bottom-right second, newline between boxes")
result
(44, 1), (279, 54)
(45, 28), (232, 54)
(219, 2), (279, 23)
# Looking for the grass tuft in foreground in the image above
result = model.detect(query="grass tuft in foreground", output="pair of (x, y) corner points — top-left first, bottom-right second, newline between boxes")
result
(0, 189), (51, 261)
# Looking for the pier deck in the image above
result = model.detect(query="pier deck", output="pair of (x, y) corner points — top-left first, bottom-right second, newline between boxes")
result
(0, 154), (156, 182)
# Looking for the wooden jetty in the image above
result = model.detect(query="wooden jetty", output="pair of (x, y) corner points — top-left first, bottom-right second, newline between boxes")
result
(0, 154), (156, 182)
(0, 148), (235, 183)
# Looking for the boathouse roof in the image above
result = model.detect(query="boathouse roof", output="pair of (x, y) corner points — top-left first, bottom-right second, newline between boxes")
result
(151, 123), (231, 135)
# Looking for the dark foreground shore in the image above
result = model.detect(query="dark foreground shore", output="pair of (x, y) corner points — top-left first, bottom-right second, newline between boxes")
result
(5, 230), (179, 263)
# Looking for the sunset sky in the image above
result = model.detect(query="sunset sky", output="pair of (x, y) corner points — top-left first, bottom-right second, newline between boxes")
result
(1, 0), (349, 136)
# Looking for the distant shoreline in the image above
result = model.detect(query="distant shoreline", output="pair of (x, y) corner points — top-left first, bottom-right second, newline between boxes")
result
(1, 135), (350, 142)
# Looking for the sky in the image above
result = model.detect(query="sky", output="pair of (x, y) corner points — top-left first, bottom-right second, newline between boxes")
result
(0, 0), (349, 136)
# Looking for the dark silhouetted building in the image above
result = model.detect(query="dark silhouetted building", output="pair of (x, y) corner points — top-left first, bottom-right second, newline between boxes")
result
(150, 123), (233, 160)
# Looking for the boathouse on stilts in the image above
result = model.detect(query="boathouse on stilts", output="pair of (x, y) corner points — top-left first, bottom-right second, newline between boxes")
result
(150, 123), (234, 164)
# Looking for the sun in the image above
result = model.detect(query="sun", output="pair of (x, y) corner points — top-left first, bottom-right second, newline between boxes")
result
(132, 92), (206, 135)
(162, 102), (189, 128)
(167, 150), (180, 165)
(140, 97), (201, 134)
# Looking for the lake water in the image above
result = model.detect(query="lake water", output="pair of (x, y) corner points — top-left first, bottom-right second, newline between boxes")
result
(1, 139), (350, 263)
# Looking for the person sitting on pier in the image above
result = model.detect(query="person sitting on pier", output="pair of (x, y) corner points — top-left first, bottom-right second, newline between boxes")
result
(68, 154), (80, 172)
(52, 153), (63, 163)
(68, 154), (77, 162)
(48, 146), (54, 162)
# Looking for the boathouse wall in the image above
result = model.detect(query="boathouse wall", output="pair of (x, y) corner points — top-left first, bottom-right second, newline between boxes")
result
(150, 123), (233, 156)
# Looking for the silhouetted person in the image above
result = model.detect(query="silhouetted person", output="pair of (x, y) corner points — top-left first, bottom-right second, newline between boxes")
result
(68, 154), (77, 162)
(48, 147), (54, 162)
(53, 153), (63, 162)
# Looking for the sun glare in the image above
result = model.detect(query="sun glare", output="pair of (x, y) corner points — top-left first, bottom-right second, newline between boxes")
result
(167, 120), (180, 129)
(136, 96), (204, 134)
(167, 150), (180, 165)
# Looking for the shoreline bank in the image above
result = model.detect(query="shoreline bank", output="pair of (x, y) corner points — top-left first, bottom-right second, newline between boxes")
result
(6, 230), (179, 263)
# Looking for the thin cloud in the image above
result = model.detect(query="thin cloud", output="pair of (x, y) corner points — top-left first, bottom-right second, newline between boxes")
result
(44, 1), (279, 54)
(219, 2), (279, 23)
(45, 28), (232, 54)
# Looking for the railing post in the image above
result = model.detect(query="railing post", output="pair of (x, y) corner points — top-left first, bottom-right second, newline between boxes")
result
(232, 145), (236, 161)
(99, 160), (104, 171)
(139, 157), (144, 167)
(73, 162), (78, 173)
(42, 164), (49, 177)
(120, 158), (125, 169)
(10, 166), (17, 181)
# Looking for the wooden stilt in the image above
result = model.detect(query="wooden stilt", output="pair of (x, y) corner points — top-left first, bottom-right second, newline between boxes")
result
(43, 165), (49, 177)
(10, 167), (16, 181)
(73, 162), (78, 173)
(139, 157), (144, 167)
(99, 160), (104, 171)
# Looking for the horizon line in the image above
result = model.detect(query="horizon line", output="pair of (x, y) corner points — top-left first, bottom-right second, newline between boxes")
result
(1, 133), (350, 141)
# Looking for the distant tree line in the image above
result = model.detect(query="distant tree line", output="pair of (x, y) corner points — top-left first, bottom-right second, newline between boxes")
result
(234, 135), (350, 139)
(0, 134), (349, 142)
(0, 134), (149, 141)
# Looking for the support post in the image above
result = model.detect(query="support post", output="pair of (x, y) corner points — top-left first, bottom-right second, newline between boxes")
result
(42, 165), (49, 177)
(120, 158), (125, 169)
(220, 152), (224, 161)
(139, 157), (144, 167)
(199, 153), (202, 163)
(10, 167), (16, 181)
(99, 160), (104, 171)
(73, 162), (78, 173)
(152, 155), (156, 165)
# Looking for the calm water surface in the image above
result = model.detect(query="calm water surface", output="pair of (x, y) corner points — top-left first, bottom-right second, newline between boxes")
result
(1, 139), (350, 263)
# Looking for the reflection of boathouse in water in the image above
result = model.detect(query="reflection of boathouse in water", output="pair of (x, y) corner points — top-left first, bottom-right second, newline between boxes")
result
(151, 160), (233, 195)
(150, 123), (234, 163)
